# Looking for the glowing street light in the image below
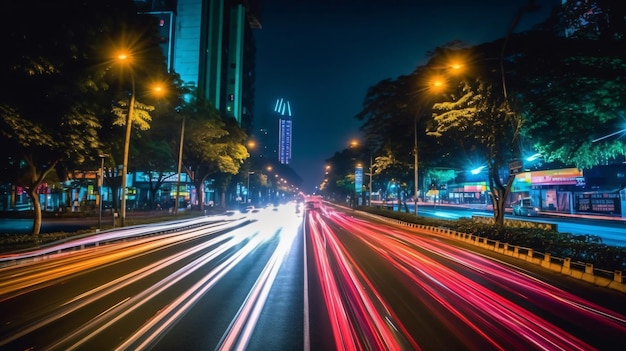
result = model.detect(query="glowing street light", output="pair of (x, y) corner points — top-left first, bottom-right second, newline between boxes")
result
(247, 171), (255, 204)
(592, 128), (626, 143)
(412, 76), (448, 215)
(174, 112), (185, 215)
(116, 51), (164, 225)
(117, 52), (135, 227)
(526, 153), (542, 162)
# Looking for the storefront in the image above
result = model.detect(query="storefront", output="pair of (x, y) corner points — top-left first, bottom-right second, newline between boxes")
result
(447, 182), (489, 205)
(574, 191), (622, 215)
(510, 168), (585, 213)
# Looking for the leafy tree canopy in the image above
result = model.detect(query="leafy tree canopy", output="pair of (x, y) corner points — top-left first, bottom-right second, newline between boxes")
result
(510, 33), (626, 169)
(0, 0), (168, 234)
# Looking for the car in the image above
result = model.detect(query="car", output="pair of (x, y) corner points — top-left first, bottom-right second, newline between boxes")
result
(241, 205), (257, 213)
(511, 198), (539, 217)
(303, 195), (323, 211)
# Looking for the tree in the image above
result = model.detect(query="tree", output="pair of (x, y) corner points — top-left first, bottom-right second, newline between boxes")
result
(429, 45), (522, 226)
(129, 76), (191, 210)
(0, 1), (118, 233)
(355, 64), (468, 204)
(371, 144), (413, 212)
(0, 0), (169, 234)
(179, 91), (249, 209)
(511, 33), (626, 169)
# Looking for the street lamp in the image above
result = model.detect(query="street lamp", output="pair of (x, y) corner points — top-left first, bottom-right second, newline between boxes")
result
(413, 113), (419, 215)
(115, 52), (165, 224)
(118, 53), (135, 227)
(368, 153), (373, 206)
(247, 171), (255, 204)
(412, 75), (456, 215)
(174, 114), (185, 215)
(98, 154), (109, 230)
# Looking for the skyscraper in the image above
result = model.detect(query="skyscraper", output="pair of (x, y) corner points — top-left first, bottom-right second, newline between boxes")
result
(135, 0), (261, 131)
(275, 98), (292, 165)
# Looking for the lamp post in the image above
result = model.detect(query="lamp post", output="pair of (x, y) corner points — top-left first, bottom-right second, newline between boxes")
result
(174, 115), (185, 215)
(265, 166), (273, 204)
(413, 114), (419, 215)
(368, 153), (373, 206)
(98, 154), (109, 230)
(247, 171), (255, 204)
(412, 77), (449, 215)
(117, 53), (135, 227)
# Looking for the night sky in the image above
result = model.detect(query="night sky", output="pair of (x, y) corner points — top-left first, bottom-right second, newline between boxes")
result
(253, 0), (560, 193)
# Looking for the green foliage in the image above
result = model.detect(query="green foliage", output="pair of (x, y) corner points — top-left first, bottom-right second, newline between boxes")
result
(0, 0), (169, 234)
(112, 100), (156, 131)
(429, 54), (521, 225)
(354, 69), (450, 185)
(512, 34), (626, 168)
(424, 168), (456, 189)
(431, 76), (520, 171)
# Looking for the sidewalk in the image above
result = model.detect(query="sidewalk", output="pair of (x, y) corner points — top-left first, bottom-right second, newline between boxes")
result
(374, 201), (626, 223)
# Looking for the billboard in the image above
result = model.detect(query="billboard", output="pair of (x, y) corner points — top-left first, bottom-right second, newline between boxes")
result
(355, 166), (363, 193)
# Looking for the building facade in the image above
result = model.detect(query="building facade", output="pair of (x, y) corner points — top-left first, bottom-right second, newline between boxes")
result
(274, 98), (292, 165)
(137, 0), (260, 132)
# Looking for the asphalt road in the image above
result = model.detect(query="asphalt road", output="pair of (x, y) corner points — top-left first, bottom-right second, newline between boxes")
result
(0, 204), (624, 350)
(304, 205), (626, 350)
(0, 210), (307, 350)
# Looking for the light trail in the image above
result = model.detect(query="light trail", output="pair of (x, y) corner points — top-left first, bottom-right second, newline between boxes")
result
(0, 214), (283, 350)
(0, 219), (245, 299)
(315, 211), (626, 350)
(0, 207), (308, 350)
(307, 209), (420, 350)
(0, 224), (239, 347)
(216, 212), (301, 351)
(111, 225), (269, 351)
(29, 223), (259, 350)
(308, 211), (359, 351)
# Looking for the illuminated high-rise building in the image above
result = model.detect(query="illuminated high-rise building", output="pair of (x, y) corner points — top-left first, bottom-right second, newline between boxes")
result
(135, 0), (261, 131)
(275, 98), (292, 165)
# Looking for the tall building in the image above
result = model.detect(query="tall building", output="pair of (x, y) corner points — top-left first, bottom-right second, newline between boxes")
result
(275, 98), (292, 165)
(135, 0), (261, 131)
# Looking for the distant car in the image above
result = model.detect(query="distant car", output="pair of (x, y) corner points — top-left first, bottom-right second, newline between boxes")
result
(241, 205), (256, 213)
(305, 200), (321, 211)
(304, 196), (323, 211)
(511, 198), (539, 217)
(244, 205), (261, 213)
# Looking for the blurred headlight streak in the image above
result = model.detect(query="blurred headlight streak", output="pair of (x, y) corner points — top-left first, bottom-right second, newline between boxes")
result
(314, 212), (626, 350)
(307, 211), (420, 350)
(216, 210), (300, 351)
